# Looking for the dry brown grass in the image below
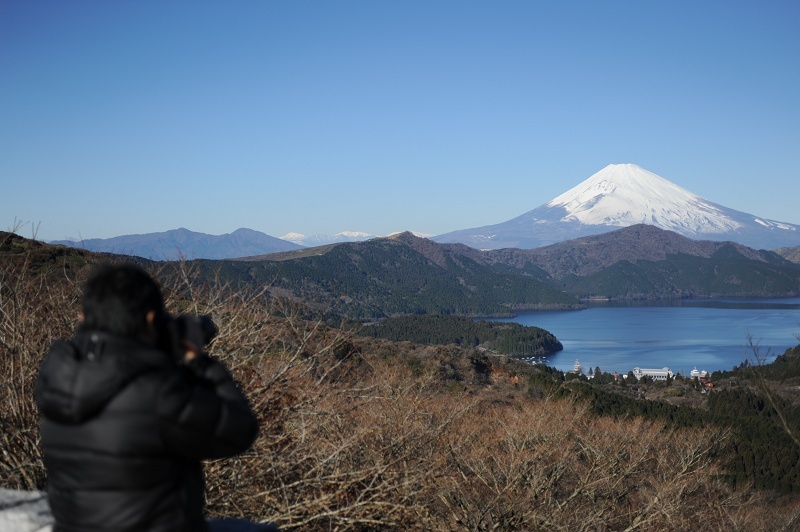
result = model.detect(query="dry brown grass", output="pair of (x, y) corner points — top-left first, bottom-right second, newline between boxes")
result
(0, 232), (84, 489)
(3, 239), (800, 530)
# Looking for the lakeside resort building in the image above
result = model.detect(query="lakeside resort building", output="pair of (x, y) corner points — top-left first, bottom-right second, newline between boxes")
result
(632, 367), (674, 381)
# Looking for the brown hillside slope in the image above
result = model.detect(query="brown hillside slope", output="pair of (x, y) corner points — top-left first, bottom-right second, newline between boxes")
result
(3, 234), (800, 530)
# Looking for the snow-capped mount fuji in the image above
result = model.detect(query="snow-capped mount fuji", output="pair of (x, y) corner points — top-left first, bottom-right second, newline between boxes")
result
(549, 164), (743, 234)
(434, 164), (800, 250)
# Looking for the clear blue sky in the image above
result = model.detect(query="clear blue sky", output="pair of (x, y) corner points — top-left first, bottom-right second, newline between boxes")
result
(2, 1), (799, 242)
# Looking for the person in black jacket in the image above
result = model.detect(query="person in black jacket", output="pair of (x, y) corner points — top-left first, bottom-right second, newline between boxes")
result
(35, 264), (266, 531)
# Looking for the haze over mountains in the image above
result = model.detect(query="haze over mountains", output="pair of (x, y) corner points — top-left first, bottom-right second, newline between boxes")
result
(434, 164), (800, 250)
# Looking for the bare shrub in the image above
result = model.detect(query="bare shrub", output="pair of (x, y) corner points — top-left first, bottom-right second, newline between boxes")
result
(0, 232), (85, 489)
(430, 399), (732, 531)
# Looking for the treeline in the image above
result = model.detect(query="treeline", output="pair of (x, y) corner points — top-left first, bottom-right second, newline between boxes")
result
(359, 314), (563, 356)
(714, 344), (800, 381)
(708, 387), (800, 493)
(560, 349), (800, 494)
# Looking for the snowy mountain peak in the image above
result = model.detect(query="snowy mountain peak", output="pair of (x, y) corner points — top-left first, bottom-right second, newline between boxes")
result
(433, 163), (799, 250)
(280, 232), (306, 244)
(547, 163), (742, 235)
(337, 231), (372, 238)
(280, 231), (375, 247)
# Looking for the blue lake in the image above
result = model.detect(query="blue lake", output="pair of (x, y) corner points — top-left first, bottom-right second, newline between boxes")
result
(493, 298), (800, 376)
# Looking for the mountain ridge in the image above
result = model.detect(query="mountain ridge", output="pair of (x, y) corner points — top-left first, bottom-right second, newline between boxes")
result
(50, 227), (302, 260)
(11, 227), (800, 318)
(482, 224), (792, 279)
(219, 232), (580, 319)
(230, 227), (800, 312)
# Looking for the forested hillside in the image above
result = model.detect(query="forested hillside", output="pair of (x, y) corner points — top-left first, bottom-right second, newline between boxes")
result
(558, 246), (800, 299)
(235, 228), (800, 308)
(40, 227), (800, 312)
(359, 315), (563, 356)
(209, 233), (580, 319)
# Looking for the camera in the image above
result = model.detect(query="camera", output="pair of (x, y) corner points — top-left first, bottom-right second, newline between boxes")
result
(159, 313), (218, 359)
(174, 314), (218, 348)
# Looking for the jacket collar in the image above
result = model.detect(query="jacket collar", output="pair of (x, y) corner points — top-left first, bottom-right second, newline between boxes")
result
(36, 329), (177, 424)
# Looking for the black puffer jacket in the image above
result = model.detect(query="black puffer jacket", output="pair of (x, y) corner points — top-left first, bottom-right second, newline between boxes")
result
(35, 329), (259, 532)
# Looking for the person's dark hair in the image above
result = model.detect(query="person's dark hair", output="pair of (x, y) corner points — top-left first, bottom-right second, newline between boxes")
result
(82, 264), (166, 337)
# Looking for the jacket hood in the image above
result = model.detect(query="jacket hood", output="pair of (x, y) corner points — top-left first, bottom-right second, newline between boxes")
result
(35, 330), (175, 424)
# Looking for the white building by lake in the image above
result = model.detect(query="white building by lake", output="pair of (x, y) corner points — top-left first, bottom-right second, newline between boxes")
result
(632, 367), (673, 381)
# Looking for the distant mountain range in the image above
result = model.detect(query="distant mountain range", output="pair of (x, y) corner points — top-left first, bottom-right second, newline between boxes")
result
(45, 163), (800, 259)
(50, 227), (302, 260)
(434, 164), (800, 250)
(49, 228), (424, 260)
(15, 225), (800, 320)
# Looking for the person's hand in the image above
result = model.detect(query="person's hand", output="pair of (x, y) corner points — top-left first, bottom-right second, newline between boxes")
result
(182, 344), (200, 362)
(180, 316), (208, 361)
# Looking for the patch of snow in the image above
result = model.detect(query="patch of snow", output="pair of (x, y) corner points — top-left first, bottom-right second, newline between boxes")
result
(465, 234), (496, 241)
(286, 231), (376, 246)
(336, 231), (373, 238)
(280, 233), (307, 246)
(752, 219), (796, 231)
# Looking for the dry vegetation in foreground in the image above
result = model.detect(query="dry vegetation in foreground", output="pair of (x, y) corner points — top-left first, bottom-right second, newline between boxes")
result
(3, 233), (800, 530)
